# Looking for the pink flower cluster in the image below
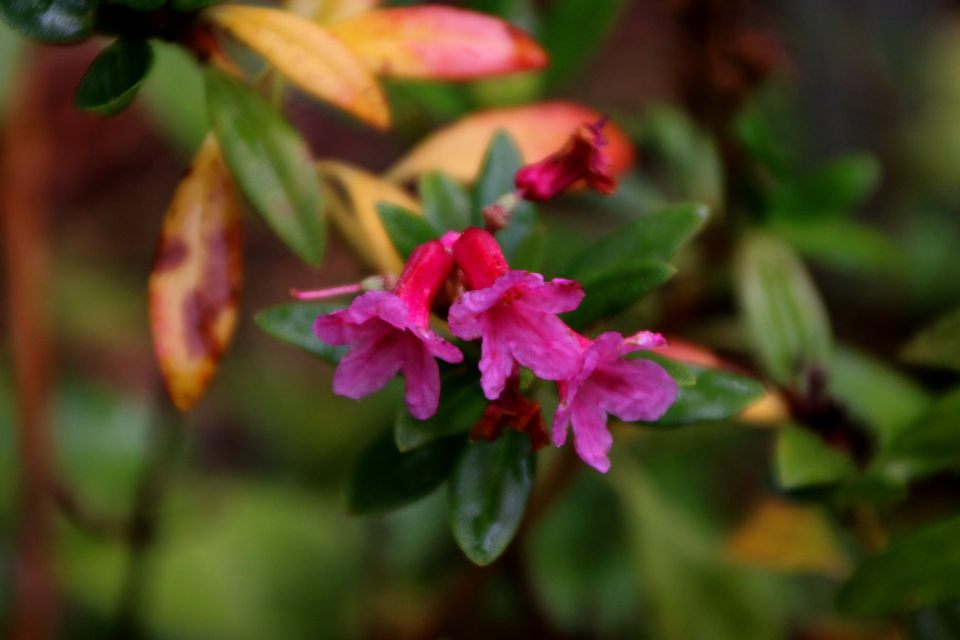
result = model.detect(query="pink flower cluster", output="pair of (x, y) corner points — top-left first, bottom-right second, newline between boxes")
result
(312, 226), (677, 473)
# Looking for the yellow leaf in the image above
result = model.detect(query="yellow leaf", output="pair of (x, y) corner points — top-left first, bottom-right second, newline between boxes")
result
(316, 160), (422, 275)
(149, 135), (243, 412)
(387, 101), (635, 183)
(327, 7), (547, 80)
(207, 5), (390, 129)
(738, 390), (790, 426)
(727, 499), (849, 576)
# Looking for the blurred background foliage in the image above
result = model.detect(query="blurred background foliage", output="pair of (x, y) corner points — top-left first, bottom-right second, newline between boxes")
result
(6, 0), (960, 638)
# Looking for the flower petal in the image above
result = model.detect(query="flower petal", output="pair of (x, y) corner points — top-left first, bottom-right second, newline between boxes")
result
(400, 332), (443, 419)
(411, 325), (464, 364)
(569, 387), (613, 473)
(515, 276), (584, 314)
(327, 7), (547, 80)
(552, 381), (572, 447)
(477, 317), (515, 400)
(592, 356), (678, 423)
(497, 305), (582, 382)
(332, 321), (405, 398)
(342, 290), (408, 328)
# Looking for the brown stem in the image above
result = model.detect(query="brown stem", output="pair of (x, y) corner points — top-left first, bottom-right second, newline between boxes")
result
(113, 394), (184, 640)
(1, 45), (58, 640)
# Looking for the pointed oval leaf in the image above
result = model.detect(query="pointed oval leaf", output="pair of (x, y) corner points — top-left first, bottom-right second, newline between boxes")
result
(375, 201), (439, 260)
(327, 6), (547, 80)
(642, 364), (767, 427)
(149, 136), (243, 411)
(902, 306), (960, 373)
(316, 160), (422, 274)
(838, 514), (960, 616)
(206, 5), (389, 129)
(420, 171), (471, 233)
(448, 430), (535, 566)
(205, 70), (325, 265)
(254, 302), (348, 363)
(395, 371), (488, 451)
(473, 130), (537, 259)
(0, 0), (96, 42)
(345, 429), (465, 516)
(561, 259), (675, 330)
(775, 425), (856, 490)
(883, 387), (960, 476)
(75, 38), (154, 116)
(735, 231), (833, 388)
(387, 101), (634, 184)
(562, 202), (709, 278)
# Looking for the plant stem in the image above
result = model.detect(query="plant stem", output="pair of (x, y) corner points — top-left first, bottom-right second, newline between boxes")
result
(1, 45), (58, 640)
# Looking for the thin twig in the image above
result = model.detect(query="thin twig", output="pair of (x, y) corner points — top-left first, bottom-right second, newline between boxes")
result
(1, 45), (58, 640)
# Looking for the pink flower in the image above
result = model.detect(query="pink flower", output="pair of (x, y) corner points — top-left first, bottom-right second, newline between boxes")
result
(514, 117), (618, 202)
(554, 331), (678, 473)
(313, 240), (463, 419)
(448, 227), (584, 400)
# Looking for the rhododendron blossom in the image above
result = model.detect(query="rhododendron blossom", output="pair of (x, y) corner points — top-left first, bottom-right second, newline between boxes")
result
(448, 227), (584, 400)
(313, 240), (463, 419)
(554, 331), (678, 473)
(514, 117), (618, 202)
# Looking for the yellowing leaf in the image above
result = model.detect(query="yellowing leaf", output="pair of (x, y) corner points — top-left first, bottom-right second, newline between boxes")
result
(316, 160), (422, 274)
(387, 101), (634, 183)
(738, 391), (790, 426)
(727, 499), (848, 576)
(207, 5), (389, 129)
(327, 7), (547, 80)
(149, 135), (243, 411)
(286, 0), (382, 23)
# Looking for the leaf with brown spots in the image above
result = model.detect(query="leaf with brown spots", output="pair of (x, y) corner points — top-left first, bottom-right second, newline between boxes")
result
(150, 134), (243, 411)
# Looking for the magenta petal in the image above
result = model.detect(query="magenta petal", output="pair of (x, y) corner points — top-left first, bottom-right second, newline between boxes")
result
(552, 382), (572, 447)
(342, 290), (408, 328)
(332, 322), (406, 399)
(621, 330), (669, 354)
(569, 387), (613, 473)
(401, 333), (442, 419)
(499, 305), (583, 382)
(313, 311), (352, 346)
(478, 318), (515, 400)
(411, 325), (464, 364)
(593, 357), (678, 422)
(515, 276), (584, 314)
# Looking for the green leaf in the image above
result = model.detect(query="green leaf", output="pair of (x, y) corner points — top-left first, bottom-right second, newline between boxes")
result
(632, 352), (696, 387)
(254, 303), (347, 363)
(508, 222), (546, 273)
(170, 0), (224, 10)
(561, 259), (675, 330)
(770, 154), (880, 221)
(344, 429), (465, 516)
(735, 231), (833, 388)
(641, 106), (724, 208)
(395, 372), (488, 452)
(473, 130), (522, 223)
(541, 0), (625, 87)
(775, 425), (856, 490)
(0, 0), (96, 42)
(375, 202), (439, 260)
(838, 514), (960, 616)
(562, 202), (708, 277)
(420, 171), (471, 233)
(495, 200), (537, 264)
(902, 306), (960, 373)
(448, 430), (535, 565)
(642, 365), (766, 427)
(113, 0), (165, 10)
(141, 42), (208, 152)
(205, 70), (325, 265)
(75, 39), (153, 116)
(883, 387), (960, 476)
(772, 219), (903, 274)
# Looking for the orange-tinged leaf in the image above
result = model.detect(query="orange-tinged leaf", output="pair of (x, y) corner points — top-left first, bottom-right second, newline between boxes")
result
(206, 5), (390, 129)
(387, 101), (634, 183)
(727, 499), (849, 576)
(285, 0), (383, 23)
(327, 7), (547, 80)
(316, 160), (422, 274)
(149, 135), (243, 412)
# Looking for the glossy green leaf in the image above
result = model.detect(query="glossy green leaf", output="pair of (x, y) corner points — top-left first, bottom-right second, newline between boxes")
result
(633, 352), (696, 387)
(420, 171), (471, 233)
(448, 430), (535, 565)
(735, 231), (833, 388)
(473, 129), (522, 223)
(775, 425), (856, 490)
(902, 306), (960, 373)
(541, 0), (625, 87)
(141, 42), (208, 152)
(205, 70), (325, 265)
(395, 372), (488, 452)
(562, 202), (708, 278)
(75, 39), (153, 116)
(641, 365), (766, 427)
(562, 259), (675, 330)
(254, 303), (347, 364)
(0, 0), (96, 43)
(375, 202), (439, 260)
(345, 429), (465, 516)
(839, 514), (960, 616)
(773, 219), (903, 274)
(770, 154), (880, 221)
(883, 387), (960, 475)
